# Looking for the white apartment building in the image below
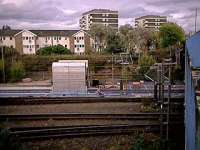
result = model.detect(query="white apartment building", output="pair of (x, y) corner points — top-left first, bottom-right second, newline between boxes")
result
(0, 29), (94, 55)
(80, 9), (118, 30)
(135, 15), (167, 30)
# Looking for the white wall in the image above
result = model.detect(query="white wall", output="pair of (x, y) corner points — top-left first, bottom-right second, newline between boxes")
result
(35, 36), (70, 51)
(1, 30), (94, 55)
(73, 31), (85, 54)
(0, 36), (15, 48)
(36, 37), (51, 50)
(22, 31), (36, 54)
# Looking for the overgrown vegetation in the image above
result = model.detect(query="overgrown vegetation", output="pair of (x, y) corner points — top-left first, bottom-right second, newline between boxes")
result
(9, 61), (25, 82)
(22, 54), (111, 72)
(90, 24), (158, 54)
(138, 54), (156, 75)
(131, 134), (177, 150)
(36, 44), (71, 55)
(0, 128), (22, 150)
(105, 32), (124, 53)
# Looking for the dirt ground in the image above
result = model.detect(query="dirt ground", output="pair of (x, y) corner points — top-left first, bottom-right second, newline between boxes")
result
(0, 80), (51, 87)
(0, 102), (142, 114)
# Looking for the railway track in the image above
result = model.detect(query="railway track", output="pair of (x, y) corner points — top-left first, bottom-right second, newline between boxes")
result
(10, 124), (161, 140)
(0, 97), (184, 105)
(0, 113), (183, 122)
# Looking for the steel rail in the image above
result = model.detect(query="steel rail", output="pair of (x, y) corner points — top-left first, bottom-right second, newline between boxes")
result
(10, 124), (161, 140)
(0, 97), (184, 105)
(0, 113), (183, 122)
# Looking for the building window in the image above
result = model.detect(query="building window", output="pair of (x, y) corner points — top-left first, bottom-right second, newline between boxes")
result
(75, 45), (76, 48)
(54, 37), (56, 40)
(32, 37), (34, 40)
(74, 37), (76, 40)
(10, 45), (13, 48)
(59, 37), (61, 40)
(36, 45), (39, 48)
(82, 45), (85, 48)
(10, 37), (12, 40)
(26, 37), (28, 40)
(65, 45), (67, 48)
(48, 37), (50, 40)
(3, 37), (5, 40)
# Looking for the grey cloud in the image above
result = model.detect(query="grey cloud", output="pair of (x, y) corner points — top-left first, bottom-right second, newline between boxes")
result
(0, 0), (199, 32)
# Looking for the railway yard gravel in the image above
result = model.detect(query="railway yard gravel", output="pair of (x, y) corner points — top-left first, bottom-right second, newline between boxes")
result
(21, 133), (159, 150)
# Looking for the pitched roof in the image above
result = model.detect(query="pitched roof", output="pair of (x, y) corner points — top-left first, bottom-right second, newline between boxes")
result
(0, 29), (80, 37)
(136, 15), (167, 20)
(30, 30), (79, 37)
(0, 29), (21, 36)
(83, 9), (118, 15)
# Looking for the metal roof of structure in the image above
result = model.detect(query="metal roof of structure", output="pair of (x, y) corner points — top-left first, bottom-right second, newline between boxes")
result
(82, 9), (118, 15)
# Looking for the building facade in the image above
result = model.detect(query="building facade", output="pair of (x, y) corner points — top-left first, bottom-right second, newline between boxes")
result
(0, 29), (94, 55)
(135, 15), (167, 30)
(80, 9), (118, 30)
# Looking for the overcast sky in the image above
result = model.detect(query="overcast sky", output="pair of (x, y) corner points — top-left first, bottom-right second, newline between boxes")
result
(0, 0), (199, 32)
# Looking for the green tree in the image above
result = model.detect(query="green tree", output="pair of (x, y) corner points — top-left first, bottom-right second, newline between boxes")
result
(119, 24), (136, 53)
(138, 54), (156, 75)
(9, 61), (25, 82)
(119, 26), (157, 54)
(119, 24), (133, 36)
(159, 23), (185, 48)
(89, 24), (107, 52)
(36, 44), (71, 55)
(105, 31), (123, 54)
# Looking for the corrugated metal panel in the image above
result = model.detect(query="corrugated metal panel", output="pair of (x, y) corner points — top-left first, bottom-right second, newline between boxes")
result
(58, 60), (88, 68)
(52, 61), (87, 94)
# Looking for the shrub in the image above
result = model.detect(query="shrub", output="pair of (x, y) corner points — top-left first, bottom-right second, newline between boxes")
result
(22, 54), (112, 72)
(138, 54), (155, 75)
(36, 44), (71, 55)
(9, 61), (25, 82)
